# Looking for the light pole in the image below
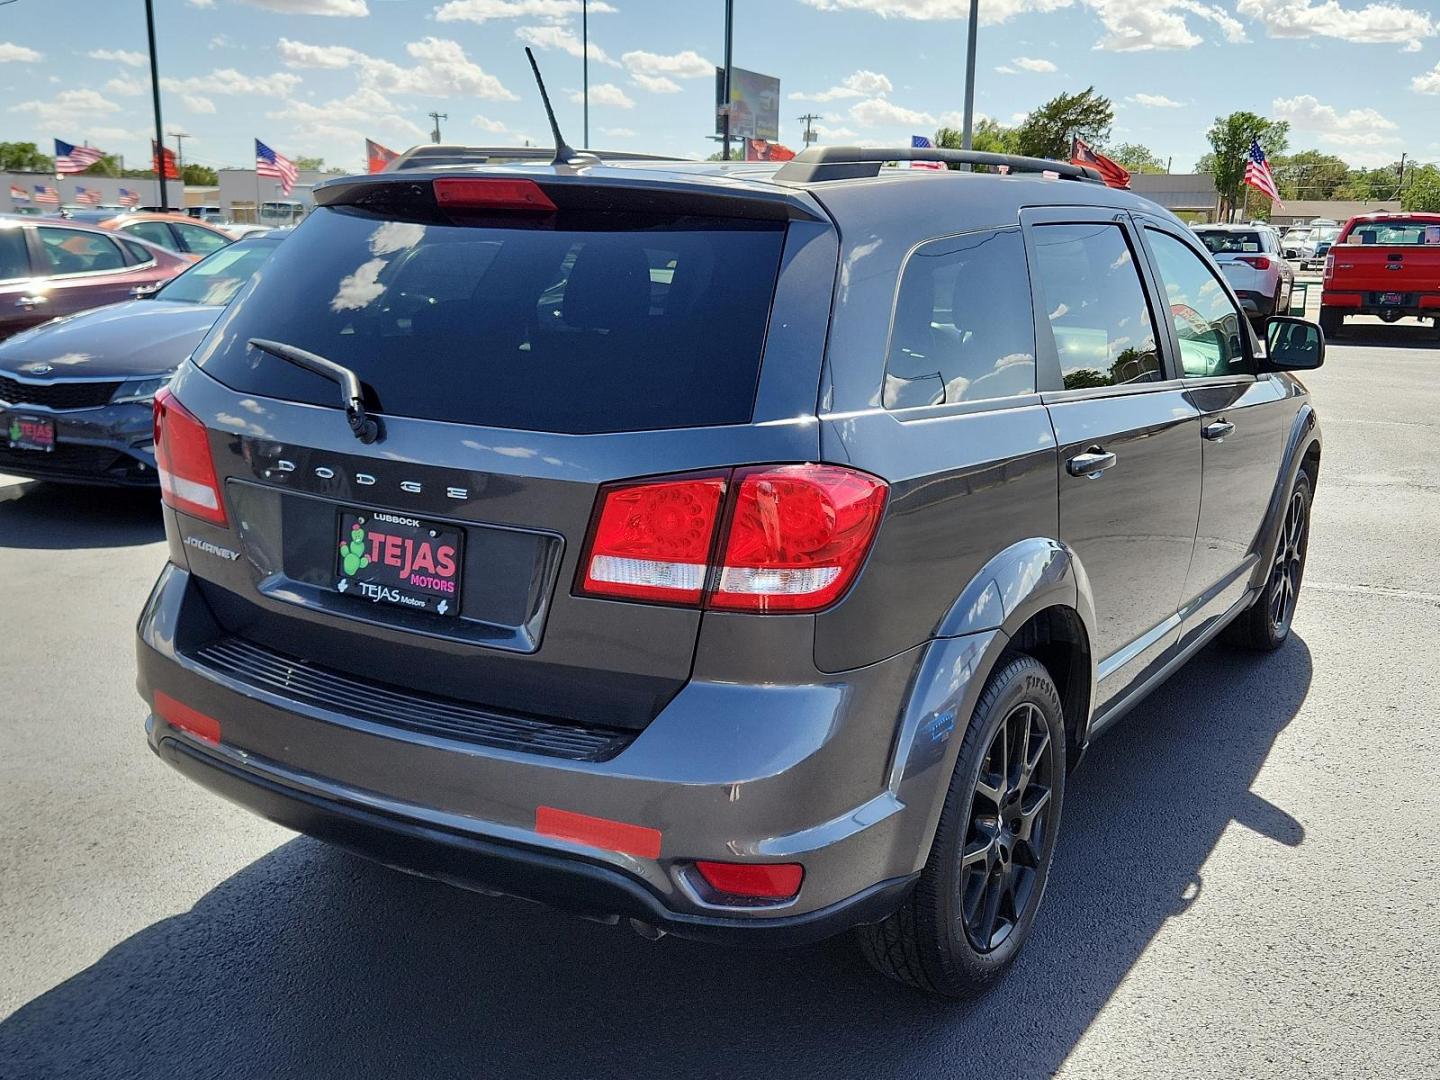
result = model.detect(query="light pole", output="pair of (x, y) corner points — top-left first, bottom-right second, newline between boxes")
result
(169, 130), (190, 180)
(428, 111), (448, 143)
(798, 113), (822, 146)
(582, 0), (589, 147)
(721, 0), (734, 161)
(144, 0), (168, 210)
(961, 0), (979, 155)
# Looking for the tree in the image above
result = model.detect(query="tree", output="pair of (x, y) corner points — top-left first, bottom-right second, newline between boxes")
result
(1337, 162), (1406, 201)
(292, 156), (346, 175)
(0, 141), (54, 172)
(930, 120), (1019, 170)
(1014, 87), (1113, 160)
(1270, 150), (1349, 201)
(1109, 142), (1167, 174)
(1201, 112), (1290, 220)
(1401, 164), (1440, 212)
(181, 163), (218, 186)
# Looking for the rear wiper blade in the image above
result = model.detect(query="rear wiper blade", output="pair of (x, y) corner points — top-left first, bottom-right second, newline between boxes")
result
(247, 338), (382, 444)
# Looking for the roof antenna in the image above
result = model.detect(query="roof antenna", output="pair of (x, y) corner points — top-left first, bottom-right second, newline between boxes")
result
(525, 47), (597, 167)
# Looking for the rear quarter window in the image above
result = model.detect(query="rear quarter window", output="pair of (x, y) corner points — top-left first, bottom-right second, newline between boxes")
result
(194, 206), (786, 434)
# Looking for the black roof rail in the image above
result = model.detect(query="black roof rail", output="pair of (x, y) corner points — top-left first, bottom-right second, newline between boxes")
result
(385, 144), (684, 171)
(773, 146), (1104, 184)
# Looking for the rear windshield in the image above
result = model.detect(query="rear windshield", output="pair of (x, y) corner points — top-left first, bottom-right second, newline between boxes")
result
(1195, 231), (1265, 254)
(194, 205), (786, 434)
(1343, 220), (1440, 246)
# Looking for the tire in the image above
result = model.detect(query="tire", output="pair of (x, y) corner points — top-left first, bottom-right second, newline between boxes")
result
(1224, 471), (1312, 651)
(1319, 307), (1343, 338)
(858, 654), (1066, 998)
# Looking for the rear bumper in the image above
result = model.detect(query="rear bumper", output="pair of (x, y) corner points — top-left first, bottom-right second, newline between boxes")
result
(151, 731), (915, 946)
(137, 563), (969, 940)
(1234, 288), (1280, 317)
(1322, 290), (1440, 318)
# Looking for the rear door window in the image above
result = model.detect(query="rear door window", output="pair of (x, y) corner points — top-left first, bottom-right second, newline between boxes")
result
(173, 222), (231, 255)
(0, 228), (29, 280)
(121, 221), (177, 250)
(884, 228), (1036, 408)
(1029, 223), (1162, 389)
(195, 206), (786, 434)
(35, 227), (127, 275)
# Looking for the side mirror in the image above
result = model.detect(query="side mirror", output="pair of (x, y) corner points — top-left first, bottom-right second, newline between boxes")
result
(1284, 248), (1298, 259)
(1265, 316), (1324, 370)
(130, 283), (163, 299)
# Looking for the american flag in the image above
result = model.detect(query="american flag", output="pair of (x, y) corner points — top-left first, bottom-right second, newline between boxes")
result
(33, 185), (59, 206)
(118, 187), (141, 207)
(1243, 139), (1282, 206)
(73, 186), (103, 206)
(910, 135), (946, 171)
(255, 139), (298, 195)
(9, 184), (29, 202)
(54, 139), (106, 175)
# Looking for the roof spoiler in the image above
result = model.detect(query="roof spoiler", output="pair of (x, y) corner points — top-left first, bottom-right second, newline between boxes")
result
(384, 144), (683, 172)
(774, 146), (1104, 184)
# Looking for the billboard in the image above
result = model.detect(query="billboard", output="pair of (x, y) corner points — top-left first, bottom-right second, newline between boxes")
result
(715, 66), (780, 143)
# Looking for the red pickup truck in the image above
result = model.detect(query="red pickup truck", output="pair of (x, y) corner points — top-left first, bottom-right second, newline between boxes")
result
(1321, 212), (1440, 337)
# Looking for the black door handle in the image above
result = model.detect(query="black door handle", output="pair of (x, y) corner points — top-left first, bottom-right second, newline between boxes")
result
(1203, 420), (1235, 442)
(1066, 449), (1117, 478)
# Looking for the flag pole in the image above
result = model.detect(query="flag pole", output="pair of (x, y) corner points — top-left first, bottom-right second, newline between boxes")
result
(960, 0), (980, 167)
(144, 0), (168, 211)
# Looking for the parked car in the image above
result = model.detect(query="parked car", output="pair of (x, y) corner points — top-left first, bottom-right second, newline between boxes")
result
(99, 213), (234, 262)
(0, 235), (282, 486)
(1321, 212), (1440, 336)
(136, 150), (1324, 998)
(0, 215), (190, 339)
(1193, 224), (1296, 321)
(219, 223), (279, 240)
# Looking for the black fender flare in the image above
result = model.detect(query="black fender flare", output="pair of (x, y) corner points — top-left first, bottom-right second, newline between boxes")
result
(1248, 402), (1321, 595)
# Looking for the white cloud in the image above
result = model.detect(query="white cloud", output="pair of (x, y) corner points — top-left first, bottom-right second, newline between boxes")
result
(277, 37), (516, 99)
(1087, 0), (1248, 51)
(850, 97), (936, 128)
(798, 0), (1075, 28)
(182, 95), (218, 114)
(162, 68), (302, 98)
(995, 65), (1016, 73)
(1272, 94), (1400, 148)
(273, 87), (427, 141)
(791, 69), (893, 101)
(630, 72), (682, 93)
(105, 75), (148, 97)
(570, 82), (634, 108)
(602, 126), (636, 137)
(621, 49), (714, 78)
(1415, 62), (1440, 93)
(473, 114), (509, 133)
(435, 0), (617, 22)
(0, 43), (42, 63)
(1236, 0), (1434, 49)
(187, 0), (215, 7)
(331, 258), (387, 312)
(1128, 92), (1186, 107)
(1012, 55), (1058, 71)
(515, 24), (617, 64)
(813, 123), (859, 140)
(9, 89), (121, 128)
(87, 49), (146, 67)
(239, 0), (369, 13)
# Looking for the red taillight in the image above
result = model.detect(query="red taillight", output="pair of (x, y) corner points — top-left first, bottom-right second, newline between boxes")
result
(580, 475), (727, 605)
(1324, 253), (1335, 280)
(433, 178), (557, 213)
(153, 690), (221, 745)
(695, 861), (804, 900)
(153, 386), (226, 526)
(576, 464), (887, 613)
(710, 465), (888, 612)
(1235, 256), (1271, 270)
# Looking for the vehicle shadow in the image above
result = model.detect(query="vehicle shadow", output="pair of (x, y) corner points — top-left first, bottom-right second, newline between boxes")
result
(0, 481), (163, 549)
(1331, 322), (1440, 349)
(0, 637), (1311, 1080)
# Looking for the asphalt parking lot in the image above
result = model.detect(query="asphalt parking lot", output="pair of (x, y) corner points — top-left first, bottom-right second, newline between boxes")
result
(1, 317), (1437, 1080)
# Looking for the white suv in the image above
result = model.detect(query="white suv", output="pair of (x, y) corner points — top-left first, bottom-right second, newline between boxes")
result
(1193, 225), (1295, 322)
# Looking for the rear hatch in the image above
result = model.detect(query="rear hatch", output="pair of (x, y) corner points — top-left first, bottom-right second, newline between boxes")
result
(167, 170), (836, 731)
(1327, 217), (1440, 296)
(1195, 229), (1273, 293)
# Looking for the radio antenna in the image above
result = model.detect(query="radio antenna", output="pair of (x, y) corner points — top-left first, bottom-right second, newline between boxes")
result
(525, 47), (596, 167)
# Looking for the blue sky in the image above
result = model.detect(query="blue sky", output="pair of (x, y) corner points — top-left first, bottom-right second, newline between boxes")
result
(2, 0), (1437, 175)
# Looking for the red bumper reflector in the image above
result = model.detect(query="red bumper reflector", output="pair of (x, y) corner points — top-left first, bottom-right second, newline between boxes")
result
(154, 691), (221, 745)
(535, 806), (662, 859)
(695, 860), (804, 900)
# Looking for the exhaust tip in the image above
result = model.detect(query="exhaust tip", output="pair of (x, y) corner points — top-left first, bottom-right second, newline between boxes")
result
(628, 918), (667, 941)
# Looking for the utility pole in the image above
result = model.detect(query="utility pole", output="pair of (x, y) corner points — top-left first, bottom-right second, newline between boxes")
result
(582, 0), (590, 147)
(144, 0), (168, 211)
(169, 130), (190, 181)
(960, 0), (979, 157)
(720, 0), (734, 161)
(428, 112), (448, 143)
(798, 113), (822, 146)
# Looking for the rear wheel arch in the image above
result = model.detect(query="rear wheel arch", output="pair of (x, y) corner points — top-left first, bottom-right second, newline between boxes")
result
(1001, 605), (1092, 773)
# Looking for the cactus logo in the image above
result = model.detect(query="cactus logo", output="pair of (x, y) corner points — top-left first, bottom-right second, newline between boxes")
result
(7, 418), (19, 445)
(339, 521), (371, 576)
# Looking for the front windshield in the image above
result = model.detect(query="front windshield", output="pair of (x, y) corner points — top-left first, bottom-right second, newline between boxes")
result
(156, 239), (279, 305)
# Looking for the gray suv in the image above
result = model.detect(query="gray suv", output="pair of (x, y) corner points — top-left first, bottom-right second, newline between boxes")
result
(136, 146), (1324, 997)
